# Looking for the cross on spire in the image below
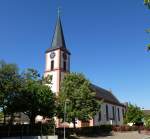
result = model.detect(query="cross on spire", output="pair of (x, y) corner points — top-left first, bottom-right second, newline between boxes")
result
(57, 7), (61, 17)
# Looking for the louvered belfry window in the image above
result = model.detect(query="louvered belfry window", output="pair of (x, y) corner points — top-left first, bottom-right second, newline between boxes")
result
(51, 60), (54, 70)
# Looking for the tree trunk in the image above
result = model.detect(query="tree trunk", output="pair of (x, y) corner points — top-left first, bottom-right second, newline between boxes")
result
(3, 107), (6, 125)
(4, 114), (6, 125)
(30, 114), (35, 125)
(29, 113), (36, 135)
(73, 118), (76, 134)
(7, 113), (14, 136)
(9, 113), (14, 125)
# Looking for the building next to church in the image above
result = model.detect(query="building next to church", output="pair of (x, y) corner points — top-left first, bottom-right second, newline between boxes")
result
(44, 13), (126, 127)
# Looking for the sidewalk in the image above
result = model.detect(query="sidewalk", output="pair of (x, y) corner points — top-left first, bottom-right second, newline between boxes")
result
(79, 131), (150, 139)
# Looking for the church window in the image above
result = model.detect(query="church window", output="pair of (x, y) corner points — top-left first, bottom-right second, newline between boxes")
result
(118, 108), (120, 121)
(112, 106), (115, 120)
(98, 105), (101, 121)
(51, 60), (54, 70)
(106, 105), (109, 121)
(63, 61), (66, 71)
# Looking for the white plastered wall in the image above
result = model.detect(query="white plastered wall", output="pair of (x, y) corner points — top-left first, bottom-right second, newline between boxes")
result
(44, 49), (70, 94)
(94, 102), (124, 126)
(45, 50), (60, 71)
(44, 49), (61, 93)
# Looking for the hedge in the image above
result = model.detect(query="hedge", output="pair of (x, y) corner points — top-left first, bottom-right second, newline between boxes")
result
(0, 124), (112, 137)
(0, 124), (54, 137)
(75, 125), (112, 136)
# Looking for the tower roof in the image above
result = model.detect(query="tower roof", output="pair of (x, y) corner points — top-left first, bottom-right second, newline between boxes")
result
(46, 14), (70, 54)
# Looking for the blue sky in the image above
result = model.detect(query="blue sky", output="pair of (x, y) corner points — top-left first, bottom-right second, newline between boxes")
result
(0, 0), (150, 109)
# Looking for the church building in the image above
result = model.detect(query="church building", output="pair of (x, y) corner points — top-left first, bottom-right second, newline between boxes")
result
(44, 13), (125, 127)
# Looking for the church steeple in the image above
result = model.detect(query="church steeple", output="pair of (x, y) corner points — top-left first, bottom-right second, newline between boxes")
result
(44, 11), (71, 93)
(51, 14), (66, 49)
(46, 10), (70, 53)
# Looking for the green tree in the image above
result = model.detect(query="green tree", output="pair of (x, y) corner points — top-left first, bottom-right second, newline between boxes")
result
(144, 0), (150, 9)
(0, 60), (21, 124)
(145, 29), (150, 51)
(0, 61), (56, 125)
(144, 115), (150, 128)
(124, 103), (144, 124)
(144, 0), (150, 51)
(10, 69), (56, 125)
(57, 72), (100, 129)
(0, 111), (4, 123)
(148, 44), (150, 51)
(143, 111), (150, 128)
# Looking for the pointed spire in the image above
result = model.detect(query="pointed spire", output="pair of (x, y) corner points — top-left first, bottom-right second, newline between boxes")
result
(46, 9), (70, 54)
(51, 8), (66, 49)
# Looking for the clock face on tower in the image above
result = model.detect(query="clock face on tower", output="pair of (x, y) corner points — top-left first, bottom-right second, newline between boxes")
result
(50, 52), (55, 59)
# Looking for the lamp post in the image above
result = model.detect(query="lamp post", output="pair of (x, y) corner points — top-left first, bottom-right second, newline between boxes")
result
(64, 99), (70, 139)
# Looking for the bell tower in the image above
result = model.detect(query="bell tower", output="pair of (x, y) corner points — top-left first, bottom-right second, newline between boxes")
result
(44, 12), (71, 94)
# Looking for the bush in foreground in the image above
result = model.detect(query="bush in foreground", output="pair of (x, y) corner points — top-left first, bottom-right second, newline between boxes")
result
(75, 125), (112, 137)
(0, 124), (113, 137)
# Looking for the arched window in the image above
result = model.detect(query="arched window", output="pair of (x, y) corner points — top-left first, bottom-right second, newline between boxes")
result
(106, 105), (109, 121)
(112, 106), (115, 120)
(98, 105), (101, 121)
(51, 60), (54, 70)
(118, 108), (120, 121)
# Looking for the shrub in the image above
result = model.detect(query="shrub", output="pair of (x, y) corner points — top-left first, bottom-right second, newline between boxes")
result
(75, 125), (112, 136)
(112, 125), (139, 132)
(56, 125), (112, 137)
(0, 123), (55, 137)
(145, 117), (150, 129)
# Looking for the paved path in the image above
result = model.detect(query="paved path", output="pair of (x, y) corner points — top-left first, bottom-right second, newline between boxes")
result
(79, 131), (150, 139)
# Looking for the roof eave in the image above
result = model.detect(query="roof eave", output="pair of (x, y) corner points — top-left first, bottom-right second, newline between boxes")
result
(96, 97), (126, 107)
(45, 47), (71, 55)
